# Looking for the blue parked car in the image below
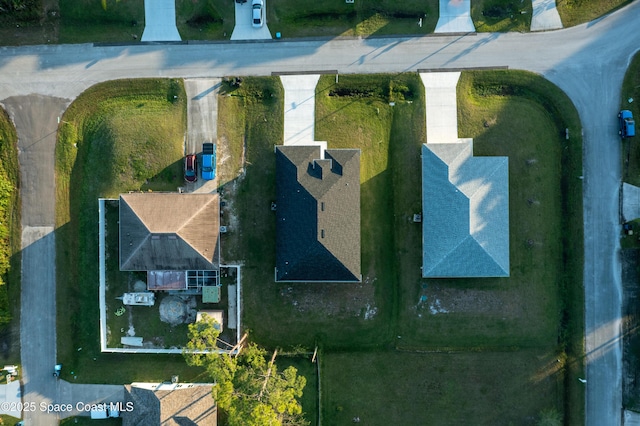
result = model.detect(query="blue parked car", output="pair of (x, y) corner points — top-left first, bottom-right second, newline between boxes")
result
(201, 143), (216, 181)
(619, 110), (636, 138)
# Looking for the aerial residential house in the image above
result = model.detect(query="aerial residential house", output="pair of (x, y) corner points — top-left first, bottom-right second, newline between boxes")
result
(421, 141), (509, 277)
(123, 382), (217, 425)
(275, 145), (362, 282)
(119, 192), (220, 290)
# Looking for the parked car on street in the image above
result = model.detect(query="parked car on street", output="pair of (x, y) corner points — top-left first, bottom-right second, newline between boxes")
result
(619, 109), (636, 138)
(252, 0), (264, 28)
(184, 154), (198, 182)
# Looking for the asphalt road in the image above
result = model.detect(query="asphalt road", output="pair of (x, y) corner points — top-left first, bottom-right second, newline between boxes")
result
(1, 1), (639, 424)
(1, 95), (69, 425)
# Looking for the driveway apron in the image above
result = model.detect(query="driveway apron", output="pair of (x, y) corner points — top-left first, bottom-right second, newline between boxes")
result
(141, 0), (181, 42)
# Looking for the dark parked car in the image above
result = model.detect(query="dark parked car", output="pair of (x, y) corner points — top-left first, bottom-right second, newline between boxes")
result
(185, 154), (198, 182)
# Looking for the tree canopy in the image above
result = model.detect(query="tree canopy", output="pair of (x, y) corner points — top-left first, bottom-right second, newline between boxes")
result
(183, 315), (308, 426)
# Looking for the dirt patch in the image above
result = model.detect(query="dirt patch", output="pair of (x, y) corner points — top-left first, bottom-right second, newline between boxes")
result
(279, 276), (377, 319)
(0, 0), (59, 46)
(414, 283), (519, 319)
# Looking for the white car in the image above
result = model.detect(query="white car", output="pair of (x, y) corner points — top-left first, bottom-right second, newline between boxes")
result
(252, 0), (264, 28)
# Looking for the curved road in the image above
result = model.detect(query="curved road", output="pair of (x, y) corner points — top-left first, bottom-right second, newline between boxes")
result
(1, 2), (639, 424)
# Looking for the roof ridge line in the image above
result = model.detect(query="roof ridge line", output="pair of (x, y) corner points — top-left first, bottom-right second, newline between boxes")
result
(470, 233), (509, 274)
(424, 234), (471, 275)
(461, 155), (508, 200)
(177, 195), (216, 235)
(121, 234), (150, 270)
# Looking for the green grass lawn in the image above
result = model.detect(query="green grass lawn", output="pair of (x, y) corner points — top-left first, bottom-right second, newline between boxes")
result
(557, 0), (632, 28)
(268, 0), (438, 38)
(323, 349), (562, 425)
(176, 0), (234, 40)
(472, 0), (532, 32)
(621, 50), (640, 188)
(0, 106), (21, 365)
(59, 0), (145, 44)
(54, 78), (207, 383)
(0, 415), (24, 426)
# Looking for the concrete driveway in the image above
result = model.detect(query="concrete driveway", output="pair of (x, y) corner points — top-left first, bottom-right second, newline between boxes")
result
(281, 74), (322, 146)
(141, 0), (181, 42)
(420, 72), (461, 143)
(0, 381), (23, 418)
(435, 0), (475, 33)
(184, 78), (221, 193)
(531, 0), (563, 32)
(2, 2), (640, 424)
(230, 0), (272, 40)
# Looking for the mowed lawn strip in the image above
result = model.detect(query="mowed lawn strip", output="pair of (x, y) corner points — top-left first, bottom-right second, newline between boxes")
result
(471, 0), (533, 32)
(267, 0), (438, 37)
(59, 0), (145, 44)
(0, 107), (21, 363)
(55, 79), (207, 383)
(556, 0), (632, 28)
(176, 0), (234, 41)
(322, 349), (563, 425)
(621, 50), (640, 187)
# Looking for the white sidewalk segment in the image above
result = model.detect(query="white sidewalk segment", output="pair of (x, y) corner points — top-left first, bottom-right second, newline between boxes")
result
(420, 72), (462, 144)
(531, 0), (563, 31)
(231, 0), (272, 40)
(141, 0), (181, 42)
(435, 0), (475, 33)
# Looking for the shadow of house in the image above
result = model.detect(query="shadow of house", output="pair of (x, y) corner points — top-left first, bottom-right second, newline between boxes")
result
(119, 192), (220, 290)
(421, 141), (509, 277)
(123, 382), (217, 425)
(275, 145), (361, 282)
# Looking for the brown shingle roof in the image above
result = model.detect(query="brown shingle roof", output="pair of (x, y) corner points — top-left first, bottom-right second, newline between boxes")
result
(119, 193), (220, 271)
(123, 383), (217, 426)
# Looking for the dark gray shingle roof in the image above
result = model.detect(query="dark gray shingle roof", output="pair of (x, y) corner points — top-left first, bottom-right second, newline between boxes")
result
(422, 142), (509, 277)
(119, 193), (220, 271)
(275, 145), (361, 282)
